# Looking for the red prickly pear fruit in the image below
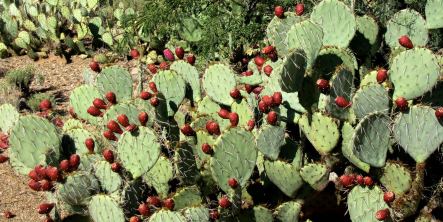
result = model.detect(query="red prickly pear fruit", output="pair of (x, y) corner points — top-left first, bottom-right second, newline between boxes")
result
(398, 35), (413, 49)
(187, 54), (196, 65)
(274, 6), (284, 18)
(129, 216), (141, 222)
(339, 175), (354, 187)
(355, 175), (364, 185)
(45, 166), (59, 181)
(264, 65), (273, 76)
(125, 124), (138, 132)
(69, 154), (80, 170)
(105, 92), (117, 105)
(262, 45), (274, 54)
(395, 97), (408, 111)
(37, 203), (55, 214)
(103, 130), (117, 141)
(218, 108), (230, 119)
(175, 47), (185, 59)
(69, 107), (77, 118)
(39, 99), (52, 111)
(159, 61), (169, 70)
(230, 88), (241, 99)
(295, 3), (304, 16)
(376, 68), (388, 84)
(107, 120), (123, 134)
(363, 176), (374, 186)
(111, 162), (121, 172)
(138, 112), (149, 126)
(147, 64), (157, 74)
(92, 98), (107, 109)
(103, 149), (114, 163)
(229, 112), (239, 127)
(28, 170), (40, 181)
(247, 119), (255, 131)
(147, 196), (162, 207)
(44, 217), (54, 222)
(201, 143), (213, 154)
(258, 100), (268, 113)
(87, 106), (102, 117)
(435, 107), (443, 120)
(268, 51), (278, 61)
(117, 114), (130, 127)
(163, 49), (175, 61)
(241, 57), (249, 64)
(163, 198), (175, 210)
(140, 91), (152, 100)
(384, 191), (395, 203)
(53, 117), (64, 128)
(85, 138), (95, 153)
(316, 79), (330, 92)
(130, 49), (140, 59)
(138, 203), (150, 216)
(0, 154), (8, 163)
(40, 179), (52, 191)
(59, 160), (70, 172)
(0, 133), (9, 150)
(150, 97), (160, 106)
(28, 179), (41, 191)
(267, 111), (278, 125)
(228, 178), (239, 188)
(272, 92), (283, 106)
(245, 84), (254, 94)
(149, 82), (158, 93)
(335, 96), (351, 108)
(243, 70), (253, 76)
(262, 95), (274, 107)
(89, 61), (100, 72)
(209, 209), (220, 220)
(254, 56), (265, 66)
(34, 165), (47, 179)
(180, 124), (195, 136)
(218, 196), (231, 208)
(375, 209), (390, 221)
(3, 211), (15, 218)
(252, 86), (264, 95)
(207, 121), (221, 135)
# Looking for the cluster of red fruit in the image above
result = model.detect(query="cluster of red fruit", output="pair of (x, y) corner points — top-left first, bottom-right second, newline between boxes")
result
(87, 92), (117, 117)
(375, 190), (395, 220)
(140, 82), (160, 107)
(147, 47), (196, 75)
(128, 196), (174, 222)
(27, 164), (61, 191)
(103, 113), (139, 141)
(0, 132), (9, 164)
(274, 3), (304, 18)
(99, 149), (121, 172)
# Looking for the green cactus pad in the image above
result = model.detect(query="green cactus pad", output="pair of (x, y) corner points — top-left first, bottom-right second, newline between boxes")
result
(264, 160), (304, 197)
(310, 0), (356, 48)
(153, 70), (187, 116)
(196, 96), (230, 131)
(237, 74), (263, 86)
(385, 9), (428, 49)
(70, 85), (103, 125)
(341, 122), (370, 173)
(148, 210), (186, 222)
(266, 12), (304, 57)
(380, 162), (412, 196)
(194, 131), (215, 168)
(359, 70), (378, 87)
(182, 206), (209, 222)
(172, 186), (202, 210)
(96, 66), (133, 102)
(210, 128), (257, 192)
(299, 112), (339, 154)
(0, 103), (19, 132)
(170, 60), (202, 102)
(103, 102), (143, 129)
(426, 0), (443, 29)
(202, 64), (236, 106)
(78, 153), (101, 172)
(352, 113), (391, 167)
(175, 142), (200, 185)
(312, 46), (358, 77)
(89, 195), (124, 222)
(62, 128), (99, 154)
(256, 124), (286, 160)
(62, 119), (84, 132)
(355, 15), (379, 45)
(352, 84), (389, 120)
(347, 185), (390, 222)
(300, 163), (330, 191)
(117, 126), (161, 178)
(286, 19), (324, 68)
(389, 48), (440, 100)
(57, 172), (100, 205)
(278, 50), (307, 93)
(231, 99), (254, 127)
(94, 161), (122, 193)
(120, 179), (149, 215)
(327, 67), (355, 121)
(143, 156), (174, 198)
(275, 201), (302, 222)
(393, 106), (443, 163)
(9, 115), (60, 175)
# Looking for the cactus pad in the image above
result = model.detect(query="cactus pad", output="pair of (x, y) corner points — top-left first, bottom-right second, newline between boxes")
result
(279, 50), (307, 93)
(210, 128), (257, 192)
(256, 124), (286, 160)
(275, 201), (302, 222)
(299, 112), (339, 154)
(385, 9), (428, 48)
(380, 162), (412, 196)
(9, 115), (60, 174)
(0, 103), (19, 132)
(70, 85), (103, 124)
(264, 160), (304, 197)
(425, 0), (443, 29)
(389, 48), (440, 100)
(62, 119), (84, 132)
(170, 60), (202, 102)
(393, 106), (443, 163)
(94, 160), (122, 193)
(355, 15), (379, 45)
(341, 122), (370, 173)
(172, 186), (202, 210)
(196, 96), (230, 130)
(352, 84), (390, 119)
(310, 0), (356, 48)
(96, 66), (133, 102)
(300, 163), (330, 191)
(89, 195), (125, 222)
(143, 156), (173, 198)
(57, 172), (100, 205)
(182, 206), (209, 222)
(175, 142), (200, 185)
(195, 131), (215, 168)
(148, 210), (186, 222)
(313, 47), (358, 77)
(327, 67), (355, 120)
(202, 64), (236, 106)
(117, 126), (161, 178)
(347, 185), (390, 222)
(103, 102), (143, 129)
(266, 12), (304, 57)
(231, 99), (254, 127)
(153, 70), (187, 116)
(62, 128), (99, 154)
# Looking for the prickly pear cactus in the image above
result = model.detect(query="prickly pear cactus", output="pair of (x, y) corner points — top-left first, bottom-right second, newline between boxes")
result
(0, 103), (19, 132)
(347, 186), (390, 222)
